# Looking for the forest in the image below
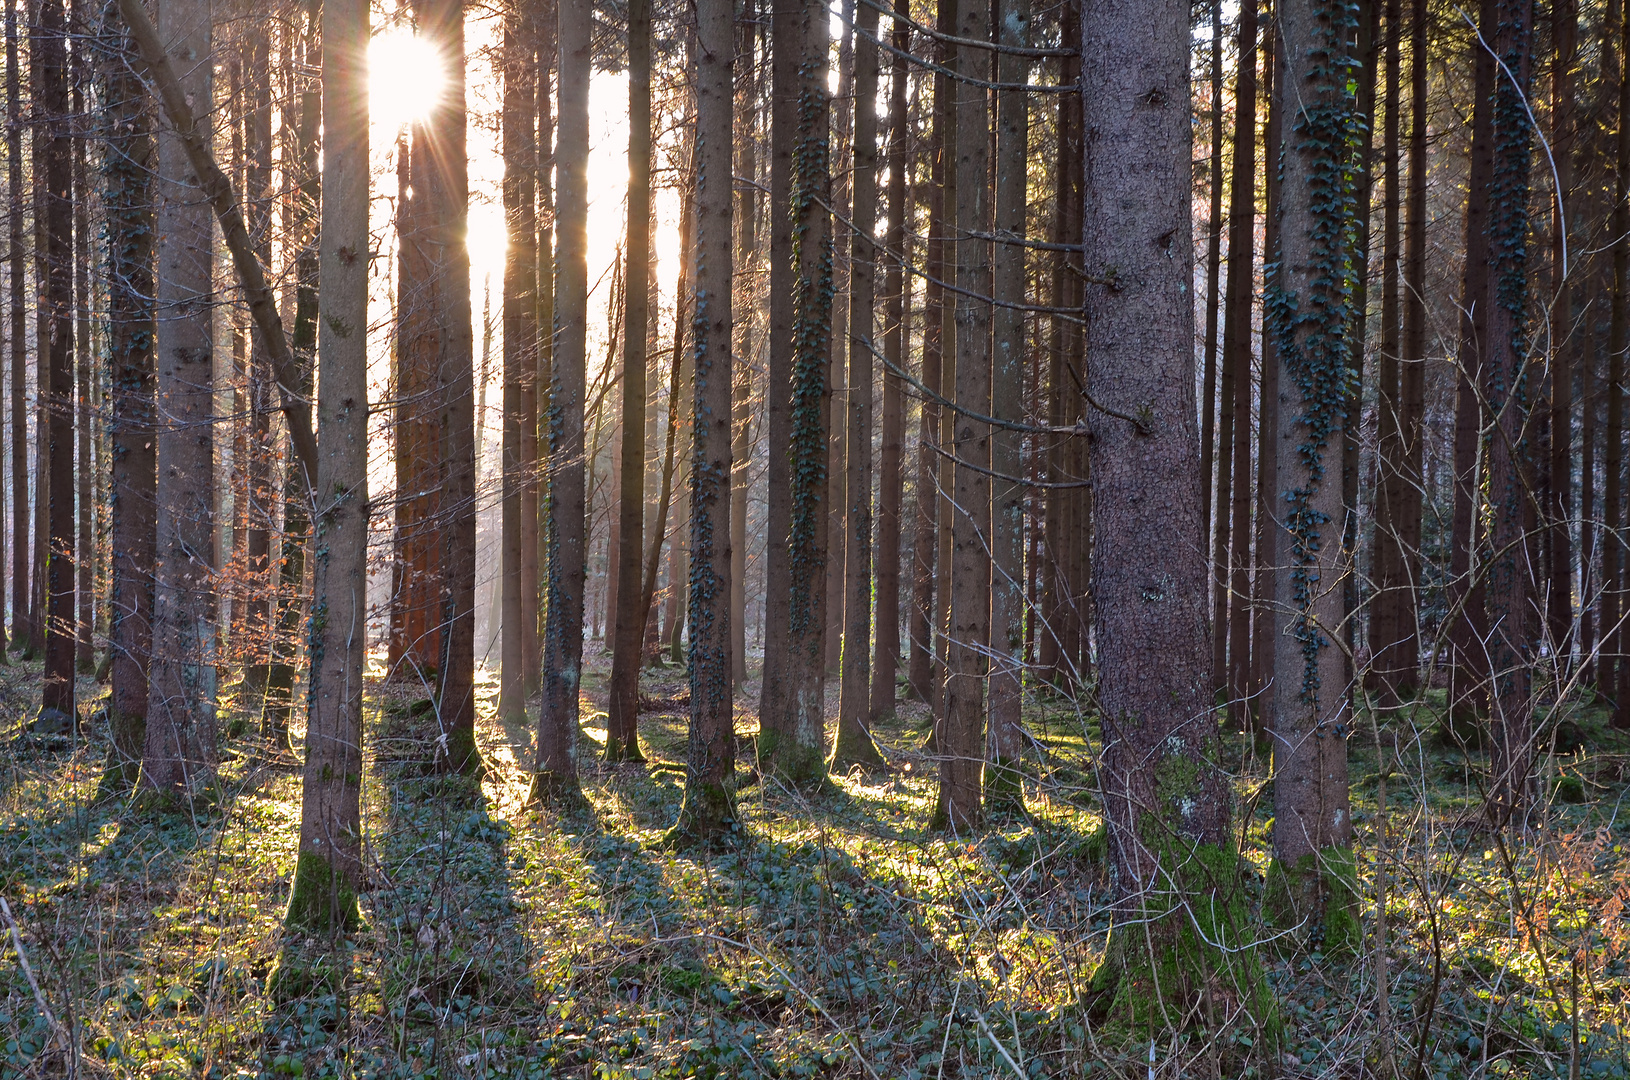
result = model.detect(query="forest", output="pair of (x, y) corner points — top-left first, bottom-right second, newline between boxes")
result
(2, 0), (1630, 1073)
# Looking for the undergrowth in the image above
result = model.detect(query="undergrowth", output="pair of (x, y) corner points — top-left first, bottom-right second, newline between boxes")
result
(1, 655), (1628, 1078)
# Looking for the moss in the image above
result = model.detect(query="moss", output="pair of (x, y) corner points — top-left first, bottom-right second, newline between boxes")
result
(1552, 774), (1586, 803)
(604, 733), (647, 764)
(284, 850), (360, 935)
(828, 727), (887, 775)
(1264, 847), (1360, 956)
(1090, 841), (1276, 1046)
(755, 727), (829, 790)
(527, 769), (585, 810)
(983, 756), (1025, 816)
(662, 778), (739, 850)
(439, 724), (486, 779)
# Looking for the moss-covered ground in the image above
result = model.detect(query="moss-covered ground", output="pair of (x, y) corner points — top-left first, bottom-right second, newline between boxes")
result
(2, 655), (1630, 1078)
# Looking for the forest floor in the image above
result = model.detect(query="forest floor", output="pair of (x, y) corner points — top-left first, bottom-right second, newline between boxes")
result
(3, 651), (1630, 1079)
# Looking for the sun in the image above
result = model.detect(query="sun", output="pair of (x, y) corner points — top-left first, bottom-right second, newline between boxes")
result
(368, 28), (446, 132)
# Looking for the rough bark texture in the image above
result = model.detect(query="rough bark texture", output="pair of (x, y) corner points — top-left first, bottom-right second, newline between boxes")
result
(533, 0), (591, 796)
(73, 45), (91, 677)
(607, 0), (652, 761)
(1483, 0), (1535, 817)
(937, 0), (991, 832)
(985, 0), (1028, 811)
(6, 0), (23, 658)
(142, 0), (217, 799)
(500, 3), (540, 728)
(671, 0), (736, 842)
(1220, 0), (1258, 726)
(730, 4), (758, 690)
(39, 0), (73, 723)
(832, 0), (884, 775)
(240, 29), (274, 693)
(1252, 23), (1282, 712)
(758, 0), (832, 785)
(1081, 0), (1263, 1027)
(1266, 0), (1360, 950)
(100, 0), (155, 788)
(870, 0), (908, 723)
(287, 0), (367, 932)
(1547, 0), (1575, 662)
(907, 53), (943, 705)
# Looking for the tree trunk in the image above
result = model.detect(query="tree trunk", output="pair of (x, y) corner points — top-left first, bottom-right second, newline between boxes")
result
(286, 0), (367, 931)
(669, 0), (735, 842)
(985, 0), (1028, 811)
(6, 0), (22, 659)
(870, 0), (908, 723)
(1201, 0), (1224, 546)
(908, 47), (944, 705)
(530, 0), (554, 700)
(1371, 0), (1405, 701)
(607, 0), (652, 760)
(532, 0), (591, 797)
(1447, 1), (1496, 724)
(241, 28), (273, 694)
(826, 3), (855, 679)
(1546, 0), (1575, 665)
(1265, 0), (1363, 950)
(1221, 0), (1258, 726)
(1394, 0), (1429, 699)
(1251, 19), (1282, 711)
(73, 39), (92, 676)
(1082, 0), (1265, 1024)
(38, 0), (72, 724)
(264, 4), (318, 747)
(832, 0), (885, 774)
(99, 0), (155, 788)
(142, 0), (217, 799)
(500, 1), (539, 726)
(731, 1), (759, 691)
(757, 0), (832, 784)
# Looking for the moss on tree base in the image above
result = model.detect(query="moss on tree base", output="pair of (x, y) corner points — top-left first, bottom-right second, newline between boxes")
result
(1089, 842), (1275, 1046)
(1264, 847), (1360, 956)
(284, 850), (360, 935)
(983, 756), (1025, 816)
(661, 779), (738, 850)
(827, 729), (887, 775)
(754, 729), (829, 789)
(604, 735), (647, 764)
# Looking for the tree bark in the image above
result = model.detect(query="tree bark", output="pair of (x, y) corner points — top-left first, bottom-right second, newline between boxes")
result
(37, 0), (71, 724)
(1200, 0), (1224, 546)
(607, 0), (653, 760)
(1082, 0), (1262, 1024)
(670, 0), (736, 842)
(985, 0), (1028, 811)
(142, 0), (218, 800)
(532, 0), (591, 797)
(870, 0), (908, 723)
(287, 0), (367, 932)
(501, 1), (540, 727)
(833, 0), (885, 774)
(1221, 0), (1258, 726)
(908, 40), (944, 705)
(757, 0), (832, 784)
(731, 0), (759, 691)
(99, 0), (155, 789)
(73, 34), (92, 676)
(1266, 0), (1362, 949)
(1547, 0), (1576, 664)
(6, 0), (23, 659)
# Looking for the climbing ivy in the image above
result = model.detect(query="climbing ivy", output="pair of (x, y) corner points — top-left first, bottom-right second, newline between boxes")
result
(1262, 0), (1364, 709)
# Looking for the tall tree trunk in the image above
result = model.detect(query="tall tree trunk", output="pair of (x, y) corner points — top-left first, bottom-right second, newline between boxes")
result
(1266, 0), (1362, 949)
(870, 0), (908, 722)
(832, 0), (884, 773)
(500, 1), (540, 726)
(607, 0), (652, 760)
(241, 27), (273, 694)
(908, 43), (944, 704)
(1201, 0), (1224, 546)
(1393, 0), (1429, 699)
(1547, 0), (1576, 664)
(671, 0), (735, 840)
(532, 0), (590, 796)
(937, 0), (991, 832)
(1606, 0), (1630, 725)
(986, 0), (1029, 810)
(1345, 0), (1379, 706)
(1448, 0), (1496, 723)
(99, 0), (154, 787)
(73, 36), (92, 676)
(1221, 0), (1258, 725)
(825, 2), (855, 678)
(758, 0), (832, 784)
(264, 3), (318, 747)
(1082, 0), (1263, 1022)
(142, 0), (217, 799)
(1372, 0), (1406, 700)
(287, 0), (367, 931)
(1252, 21), (1282, 710)
(28, 0), (46, 663)
(38, 0), (72, 724)
(730, 0), (759, 691)
(1483, 0), (1536, 812)
(529, 0), (554, 700)
(6, 0), (22, 659)
(410, 0), (480, 775)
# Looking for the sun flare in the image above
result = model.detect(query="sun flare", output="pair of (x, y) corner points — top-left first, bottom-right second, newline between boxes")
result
(368, 29), (446, 132)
